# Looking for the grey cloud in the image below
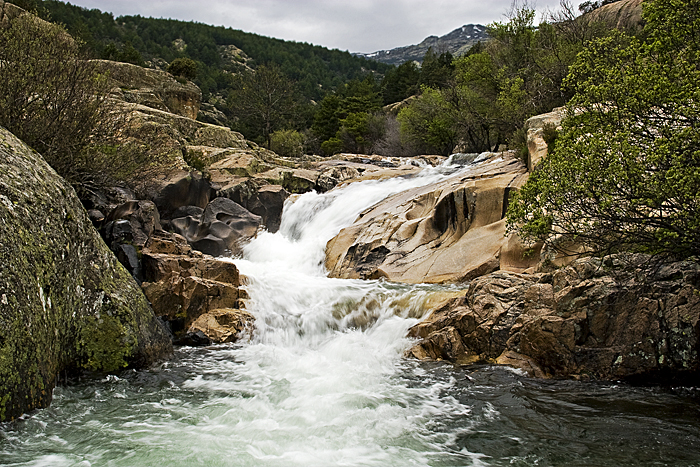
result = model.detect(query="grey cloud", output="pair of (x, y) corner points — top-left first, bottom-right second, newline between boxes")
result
(66, 0), (581, 52)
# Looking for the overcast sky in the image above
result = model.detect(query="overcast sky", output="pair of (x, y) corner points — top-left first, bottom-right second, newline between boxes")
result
(65, 0), (585, 53)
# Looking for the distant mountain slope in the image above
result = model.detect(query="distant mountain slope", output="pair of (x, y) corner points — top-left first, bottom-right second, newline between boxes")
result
(29, 0), (391, 101)
(357, 24), (489, 65)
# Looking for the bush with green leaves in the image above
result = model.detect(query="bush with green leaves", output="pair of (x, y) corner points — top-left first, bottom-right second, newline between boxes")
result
(270, 130), (304, 158)
(167, 57), (198, 80)
(506, 0), (700, 258)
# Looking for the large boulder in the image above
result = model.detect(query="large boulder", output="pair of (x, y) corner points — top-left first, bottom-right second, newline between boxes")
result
(408, 255), (700, 383)
(587, 0), (643, 31)
(325, 153), (530, 283)
(0, 127), (172, 422)
(0, 0), (26, 24)
(140, 252), (243, 336)
(215, 180), (288, 233)
(170, 197), (262, 256)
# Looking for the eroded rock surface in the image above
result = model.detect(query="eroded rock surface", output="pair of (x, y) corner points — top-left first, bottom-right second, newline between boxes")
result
(186, 308), (255, 344)
(524, 106), (565, 171)
(169, 197), (262, 257)
(408, 255), (700, 383)
(0, 127), (172, 422)
(96, 60), (202, 120)
(325, 153), (532, 283)
(140, 250), (243, 337)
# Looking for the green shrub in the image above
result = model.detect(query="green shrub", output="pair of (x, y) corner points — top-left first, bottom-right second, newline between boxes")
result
(270, 129), (305, 158)
(507, 0), (700, 258)
(541, 122), (559, 153)
(167, 57), (198, 80)
(320, 137), (344, 156)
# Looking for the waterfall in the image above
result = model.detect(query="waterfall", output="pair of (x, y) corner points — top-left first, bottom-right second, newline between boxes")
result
(197, 158), (485, 465)
(3, 155), (699, 467)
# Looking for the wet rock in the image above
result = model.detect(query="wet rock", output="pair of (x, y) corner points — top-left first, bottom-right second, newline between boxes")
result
(115, 243), (142, 283)
(316, 165), (360, 192)
(141, 253), (242, 336)
(171, 205), (204, 222)
(407, 255), (700, 383)
(87, 209), (105, 226)
(246, 185), (288, 233)
(186, 308), (255, 344)
(174, 329), (213, 347)
(325, 153), (530, 283)
(0, 126), (172, 422)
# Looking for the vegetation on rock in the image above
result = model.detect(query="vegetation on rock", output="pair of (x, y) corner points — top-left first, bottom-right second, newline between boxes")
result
(0, 127), (172, 422)
(507, 0), (700, 259)
(167, 57), (198, 80)
(0, 12), (167, 196)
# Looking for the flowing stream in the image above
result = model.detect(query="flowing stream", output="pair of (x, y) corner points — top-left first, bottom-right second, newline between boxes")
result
(2, 157), (700, 466)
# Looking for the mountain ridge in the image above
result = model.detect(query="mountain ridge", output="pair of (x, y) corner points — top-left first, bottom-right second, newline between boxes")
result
(356, 24), (489, 65)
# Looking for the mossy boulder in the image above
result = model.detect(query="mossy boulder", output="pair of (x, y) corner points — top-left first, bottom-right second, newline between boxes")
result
(0, 126), (172, 422)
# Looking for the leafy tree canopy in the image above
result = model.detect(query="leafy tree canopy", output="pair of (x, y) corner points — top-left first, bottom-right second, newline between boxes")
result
(227, 65), (303, 148)
(507, 0), (700, 258)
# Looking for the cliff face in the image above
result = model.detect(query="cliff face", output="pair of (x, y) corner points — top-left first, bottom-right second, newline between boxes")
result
(97, 60), (202, 120)
(0, 127), (172, 422)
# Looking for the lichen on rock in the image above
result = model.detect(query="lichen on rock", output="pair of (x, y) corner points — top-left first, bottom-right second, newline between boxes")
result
(0, 126), (172, 422)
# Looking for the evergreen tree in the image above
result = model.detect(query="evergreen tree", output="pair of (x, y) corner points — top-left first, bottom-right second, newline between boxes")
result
(227, 65), (301, 147)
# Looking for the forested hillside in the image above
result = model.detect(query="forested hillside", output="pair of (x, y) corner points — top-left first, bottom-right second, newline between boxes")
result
(8, 0), (648, 161)
(17, 0), (390, 101)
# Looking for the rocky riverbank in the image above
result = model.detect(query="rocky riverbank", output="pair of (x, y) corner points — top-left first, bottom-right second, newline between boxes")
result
(407, 255), (700, 383)
(0, 127), (172, 422)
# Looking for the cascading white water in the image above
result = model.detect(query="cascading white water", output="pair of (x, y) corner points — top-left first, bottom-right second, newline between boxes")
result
(203, 157), (492, 465)
(4, 154), (700, 467)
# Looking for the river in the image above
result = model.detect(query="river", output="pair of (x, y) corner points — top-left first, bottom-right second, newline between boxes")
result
(2, 156), (700, 466)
